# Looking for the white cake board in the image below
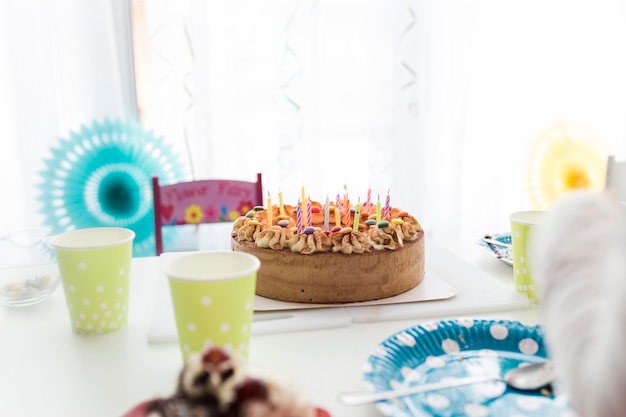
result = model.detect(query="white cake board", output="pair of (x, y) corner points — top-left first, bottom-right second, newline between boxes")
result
(346, 241), (530, 323)
(254, 268), (455, 311)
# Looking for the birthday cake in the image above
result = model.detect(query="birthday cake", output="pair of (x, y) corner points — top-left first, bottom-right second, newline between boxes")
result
(231, 193), (425, 303)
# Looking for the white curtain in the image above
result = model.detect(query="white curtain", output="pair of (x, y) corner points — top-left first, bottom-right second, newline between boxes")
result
(141, 0), (626, 240)
(141, 0), (450, 236)
(3, 0), (626, 242)
(0, 0), (135, 233)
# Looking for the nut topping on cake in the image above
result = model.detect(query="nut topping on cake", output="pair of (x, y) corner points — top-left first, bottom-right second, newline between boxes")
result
(232, 199), (422, 255)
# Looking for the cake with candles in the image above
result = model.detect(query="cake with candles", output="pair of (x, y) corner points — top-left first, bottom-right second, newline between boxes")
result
(231, 189), (425, 303)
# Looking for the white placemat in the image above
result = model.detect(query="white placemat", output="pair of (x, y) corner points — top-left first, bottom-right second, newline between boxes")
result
(148, 252), (456, 343)
(148, 239), (530, 342)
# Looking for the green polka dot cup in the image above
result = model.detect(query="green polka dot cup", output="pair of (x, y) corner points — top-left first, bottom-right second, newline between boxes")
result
(50, 227), (135, 335)
(510, 211), (544, 304)
(163, 251), (260, 362)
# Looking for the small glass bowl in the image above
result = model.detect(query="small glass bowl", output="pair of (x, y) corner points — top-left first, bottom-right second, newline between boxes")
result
(0, 230), (60, 307)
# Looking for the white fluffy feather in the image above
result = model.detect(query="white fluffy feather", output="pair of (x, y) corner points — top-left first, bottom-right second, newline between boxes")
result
(531, 190), (626, 417)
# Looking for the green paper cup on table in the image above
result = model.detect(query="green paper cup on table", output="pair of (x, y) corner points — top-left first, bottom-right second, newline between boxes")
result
(509, 211), (544, 304)
(163, 251), (260, 362)
(50, 227), (135, 335)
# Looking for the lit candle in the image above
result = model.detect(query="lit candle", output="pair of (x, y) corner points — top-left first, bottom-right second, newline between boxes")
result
(353, 201), (361, 232)
(267, 191), (272, 226)
(278, 190), (285, 216)
(307, 198), (312, 227)
(384, 189), (391, 220)
(296, 199), (302, 234)
(324, 195), (330, 231)
(376, 195), (382, 223)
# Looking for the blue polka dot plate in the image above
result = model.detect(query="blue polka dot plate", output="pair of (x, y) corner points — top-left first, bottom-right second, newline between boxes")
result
(478, 233), (513, 266)
(362, 319), (573, 417)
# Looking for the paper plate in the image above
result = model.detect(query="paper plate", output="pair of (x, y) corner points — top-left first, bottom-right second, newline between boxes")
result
(478, 233), (512, 266)
(362, 319), (573, 417)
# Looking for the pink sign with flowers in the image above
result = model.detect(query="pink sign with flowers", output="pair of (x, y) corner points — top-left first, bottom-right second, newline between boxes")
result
(157, 179), (261, 226)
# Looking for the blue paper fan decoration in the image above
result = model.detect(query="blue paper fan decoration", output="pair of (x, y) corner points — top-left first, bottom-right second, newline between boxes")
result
(37, 119), (189, 257)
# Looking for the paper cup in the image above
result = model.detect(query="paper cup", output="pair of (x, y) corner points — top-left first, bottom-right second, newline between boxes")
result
(163, 251), (260, 362)
(509, 211), (544, 303)
(51, 227), (135, 335)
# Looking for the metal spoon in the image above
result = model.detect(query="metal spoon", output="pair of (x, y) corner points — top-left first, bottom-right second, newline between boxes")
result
(339, 361), (556, 406)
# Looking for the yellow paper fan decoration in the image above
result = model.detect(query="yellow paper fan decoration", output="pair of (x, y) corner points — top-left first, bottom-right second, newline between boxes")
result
(526, 121), (608, 209)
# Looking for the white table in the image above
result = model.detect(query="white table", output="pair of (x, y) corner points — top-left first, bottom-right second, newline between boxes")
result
(0, 239), (539, 417)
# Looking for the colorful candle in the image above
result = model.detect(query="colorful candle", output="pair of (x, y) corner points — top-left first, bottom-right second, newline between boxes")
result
(267, 192), (272, 226)
(301, 187), (308, 228)
(296, 199), (302, 234)
(278, 190), (285, 216)
(324, 195), (330, 231)
(353, 202), (361, 232)
(334, 205), (341, 227)
(342, 197), (351, 227)
(384, 190), (391, 220)
(307, 198), (312, 227)
(376, 195), (382, 224)
(366, 186), (372, 212)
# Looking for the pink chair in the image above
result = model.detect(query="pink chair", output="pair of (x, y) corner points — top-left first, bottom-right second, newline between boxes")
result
(152, 173), (263, 255)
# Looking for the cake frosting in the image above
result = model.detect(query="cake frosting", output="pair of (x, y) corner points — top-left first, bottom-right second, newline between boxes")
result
(231, 197), (425, 303)
(233, 204), (422, 255)
(122, 345), (329, 417)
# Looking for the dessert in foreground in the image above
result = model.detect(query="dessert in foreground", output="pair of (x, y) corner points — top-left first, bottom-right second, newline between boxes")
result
(231, 195), (425, 303)
(122, 345), (330, 417)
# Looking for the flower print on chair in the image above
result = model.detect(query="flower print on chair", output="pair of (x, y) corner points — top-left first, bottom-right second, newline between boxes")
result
(184, 204), (204, 224)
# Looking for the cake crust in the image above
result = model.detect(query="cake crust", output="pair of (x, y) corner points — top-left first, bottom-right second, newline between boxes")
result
(232, 231), (424, 304)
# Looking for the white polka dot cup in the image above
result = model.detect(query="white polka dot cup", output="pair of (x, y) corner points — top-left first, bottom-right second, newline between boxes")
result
(50, 227), (135, 335)
(509, 211), (545, 304)
(163, 251), (260, 362)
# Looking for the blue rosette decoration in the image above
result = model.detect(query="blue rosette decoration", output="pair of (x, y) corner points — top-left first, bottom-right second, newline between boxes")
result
(37, 119), (189, 257)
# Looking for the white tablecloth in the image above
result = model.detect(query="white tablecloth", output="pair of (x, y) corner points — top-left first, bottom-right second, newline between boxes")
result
(0, 239), (540, 417)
